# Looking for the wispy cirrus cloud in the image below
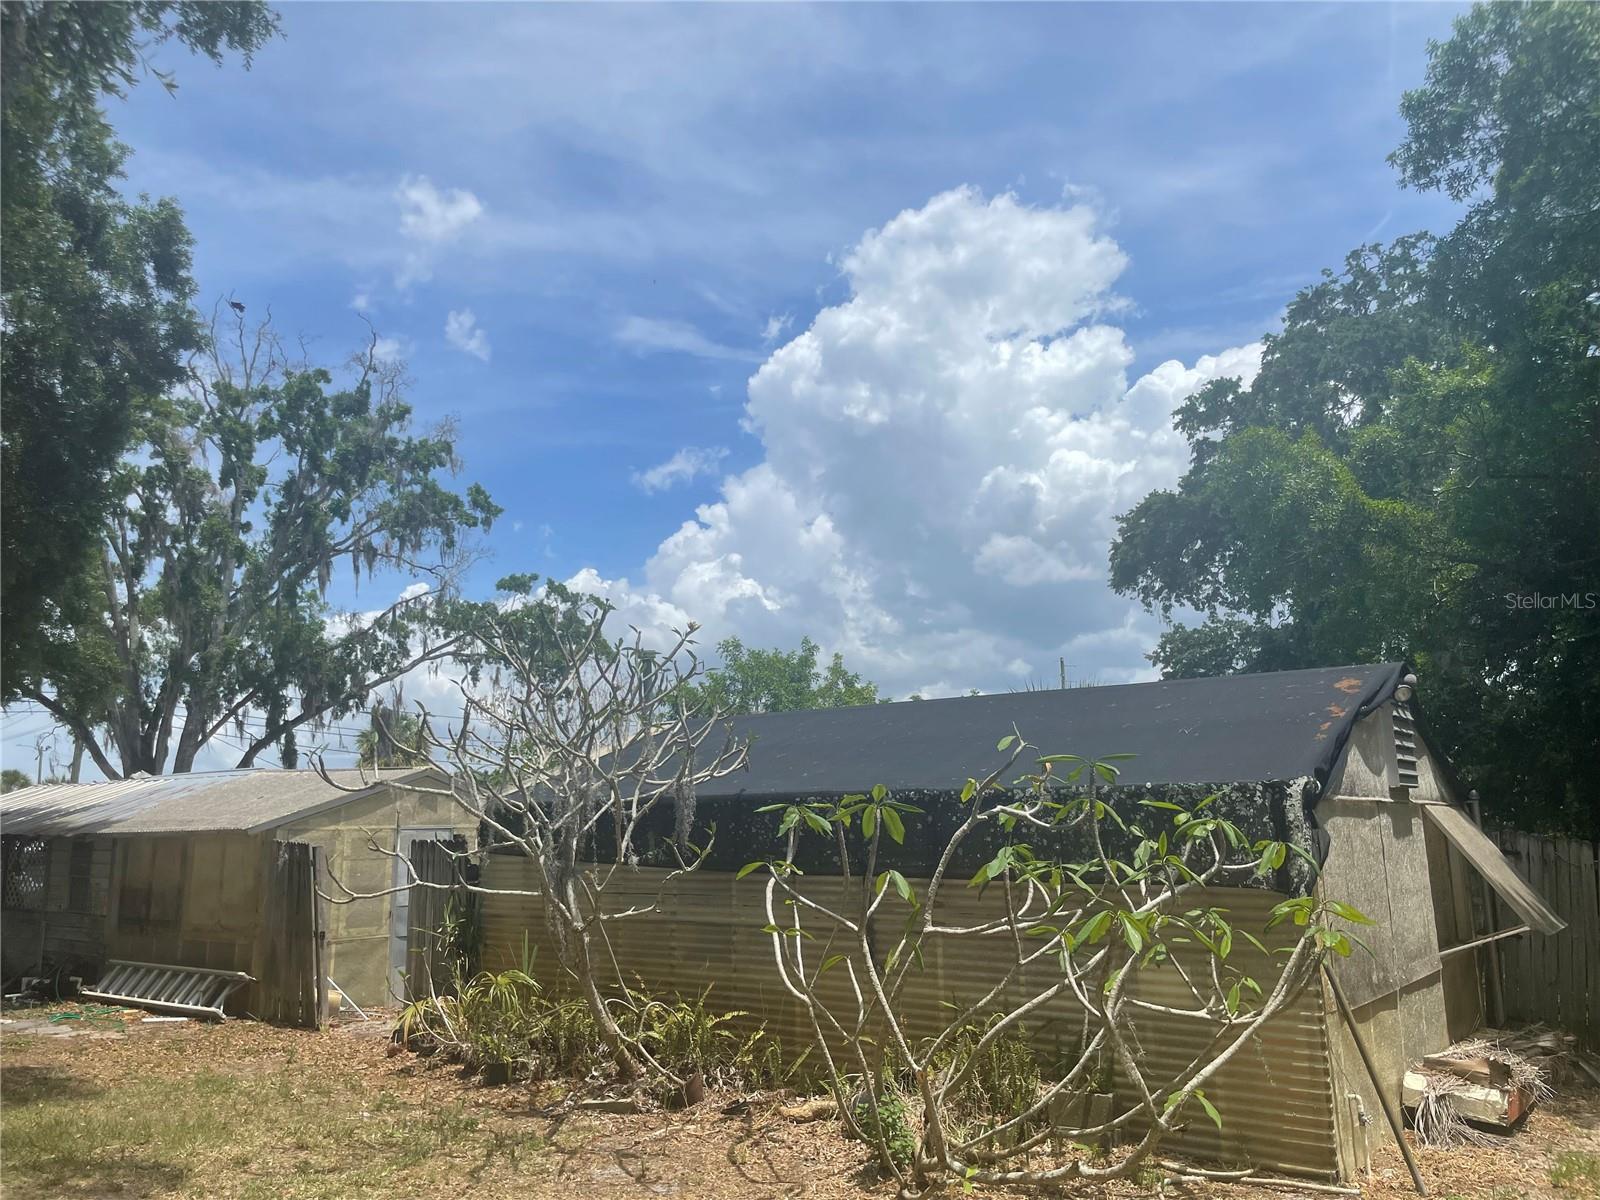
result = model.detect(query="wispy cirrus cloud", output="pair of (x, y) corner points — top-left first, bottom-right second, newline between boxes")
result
(614, 316), (758, 362)
(631, 446), (728, 493)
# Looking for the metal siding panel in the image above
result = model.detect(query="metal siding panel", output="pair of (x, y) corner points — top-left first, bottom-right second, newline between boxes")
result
(0, 768), (439, 837)
(479, 859), (1338, 1179)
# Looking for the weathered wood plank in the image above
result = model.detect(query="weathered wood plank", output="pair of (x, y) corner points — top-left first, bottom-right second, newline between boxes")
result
(1493, 830), (1600, 1051)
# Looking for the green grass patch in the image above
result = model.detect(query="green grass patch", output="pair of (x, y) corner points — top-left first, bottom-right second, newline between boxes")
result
(1, 1048), (545, 1198)
(1552, 1150), (1600, 1195)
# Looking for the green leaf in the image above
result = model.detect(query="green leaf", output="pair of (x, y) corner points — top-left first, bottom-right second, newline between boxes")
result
(996, 734), (1016, 751)
(1118, 912), (1144, 954)
(1079, 911), (1112, 944)
(1195, 1090), (1223, 1130)
(735, 860), (765, 880)
(881, 806), (906, 845)
(871, 783), (888, 803)
(861, 806), (877, 841)
(1325, 900), (1375, 925)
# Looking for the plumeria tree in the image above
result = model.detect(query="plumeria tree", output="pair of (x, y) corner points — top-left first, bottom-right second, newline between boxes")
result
(742, 734), (1370, 1194)
(320, 580), (748, 1084)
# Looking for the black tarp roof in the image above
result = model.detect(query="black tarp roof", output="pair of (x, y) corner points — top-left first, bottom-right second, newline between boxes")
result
(695, 662), (1405, 801)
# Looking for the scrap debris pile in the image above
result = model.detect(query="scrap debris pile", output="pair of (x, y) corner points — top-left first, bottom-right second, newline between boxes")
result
(1403, 1028), (1583, 1146)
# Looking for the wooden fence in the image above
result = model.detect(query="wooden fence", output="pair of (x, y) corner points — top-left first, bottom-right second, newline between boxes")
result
(403, 836), (472, 1001)
(1493, 830), (1600, 1050)
(257, 841), (328, 1029)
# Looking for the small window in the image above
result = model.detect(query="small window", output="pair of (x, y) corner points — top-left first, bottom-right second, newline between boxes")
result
(1, 836), (48, 911)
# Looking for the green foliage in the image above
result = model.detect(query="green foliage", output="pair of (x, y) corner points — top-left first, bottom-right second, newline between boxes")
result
(0, 1), (279, 698)
(1110, 2), (1600, 834)
(850, 1090), (918, 1171)
(356, 689), (429, 769)
(749, 735), (1375, 1190)
(926, 1014), (1041, 1141)
(22, 322), (499, 776)
(682, 636), (882, 715)
(398, 966), (795, 1101)
(0, 768), (29, 793)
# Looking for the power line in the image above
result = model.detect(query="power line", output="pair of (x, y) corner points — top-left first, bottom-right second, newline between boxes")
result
(1, 699), (376, 741)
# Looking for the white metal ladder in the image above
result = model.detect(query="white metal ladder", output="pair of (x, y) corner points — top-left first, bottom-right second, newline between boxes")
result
(81, 959), (254, 1019)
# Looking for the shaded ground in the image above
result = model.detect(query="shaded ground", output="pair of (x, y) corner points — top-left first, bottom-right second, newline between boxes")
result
(2, 1004), (1597, 1199)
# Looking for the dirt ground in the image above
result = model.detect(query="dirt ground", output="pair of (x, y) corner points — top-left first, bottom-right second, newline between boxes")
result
(2, 1004), (1597, 1200)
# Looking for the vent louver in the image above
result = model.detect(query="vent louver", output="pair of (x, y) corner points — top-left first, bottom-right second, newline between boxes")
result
(1392, 701), (1420, 790)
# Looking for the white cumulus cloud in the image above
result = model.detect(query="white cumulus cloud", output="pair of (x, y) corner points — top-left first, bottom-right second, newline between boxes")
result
(398, 175), (484, 242)
(444, 309), (491, 361)
(632, 446), (730, 493)
(396, 175), (483, 287)
(568, 187), (1260, 699)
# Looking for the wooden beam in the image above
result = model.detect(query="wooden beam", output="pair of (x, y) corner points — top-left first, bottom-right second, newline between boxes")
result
(1323, 963), (1429, 1197)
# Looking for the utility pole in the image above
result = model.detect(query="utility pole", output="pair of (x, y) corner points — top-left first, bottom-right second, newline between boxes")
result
(33, 731), (52, 783)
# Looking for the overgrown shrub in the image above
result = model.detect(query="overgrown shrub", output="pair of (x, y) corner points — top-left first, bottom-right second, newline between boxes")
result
(851, 1091), (918, 1171)
(397, 967), (799, 1102)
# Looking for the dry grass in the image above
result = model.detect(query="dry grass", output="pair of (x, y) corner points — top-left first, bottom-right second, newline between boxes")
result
(0, 1019), (545, 1199)
(3, 1009), (1599, 1199)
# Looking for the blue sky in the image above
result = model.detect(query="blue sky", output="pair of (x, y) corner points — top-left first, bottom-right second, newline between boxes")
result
(6, 2), (1473, 776)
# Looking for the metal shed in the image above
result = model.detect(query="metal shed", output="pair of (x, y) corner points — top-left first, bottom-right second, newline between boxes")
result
(0, 766), (474, 1012)
(475, 662), (1562, 1183)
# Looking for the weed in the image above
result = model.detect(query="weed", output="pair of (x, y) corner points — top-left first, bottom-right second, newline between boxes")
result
(397, 964), (802, 1099)
(850, 1090), (918, 1171)
(925, 1012), (1041, 1139)
(1552, 1150), (1600, 1194)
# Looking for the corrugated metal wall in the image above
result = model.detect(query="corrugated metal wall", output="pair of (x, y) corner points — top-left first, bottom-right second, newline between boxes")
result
(481, 858), (1340, 1179)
